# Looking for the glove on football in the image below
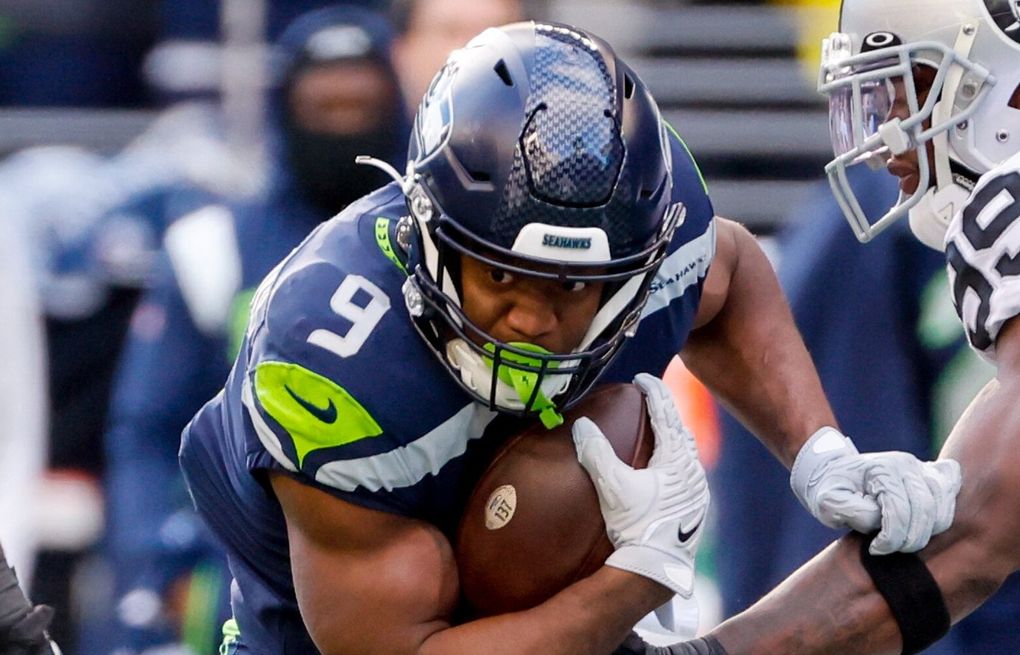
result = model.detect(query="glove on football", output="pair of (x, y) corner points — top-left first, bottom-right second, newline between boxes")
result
(573, 373), (709, 597)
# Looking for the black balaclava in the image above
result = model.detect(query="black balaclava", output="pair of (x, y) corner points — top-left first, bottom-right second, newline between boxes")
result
(281, 94), (399, 213)
(274, 6), (407, 215)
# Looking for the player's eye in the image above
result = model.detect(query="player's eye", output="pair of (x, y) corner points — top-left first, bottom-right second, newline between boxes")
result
(489, 268), (514, 285)
(562, 280), (587, 292)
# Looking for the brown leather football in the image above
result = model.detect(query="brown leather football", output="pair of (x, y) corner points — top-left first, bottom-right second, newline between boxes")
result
(455, 383), (654, 617)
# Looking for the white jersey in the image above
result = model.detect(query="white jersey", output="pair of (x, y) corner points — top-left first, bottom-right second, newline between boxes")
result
(945, 150), (1020, 361)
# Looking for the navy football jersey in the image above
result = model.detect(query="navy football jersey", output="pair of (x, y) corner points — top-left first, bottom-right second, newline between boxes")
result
(180, 128), (715, 653)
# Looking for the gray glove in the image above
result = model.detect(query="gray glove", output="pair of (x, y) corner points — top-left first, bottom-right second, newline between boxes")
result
(790, 427), (961, 555)
(0, 548), (59, 655)
(573, 374), (709, 597)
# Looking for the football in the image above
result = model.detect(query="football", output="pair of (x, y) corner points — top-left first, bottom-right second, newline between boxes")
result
(455, 383), (654, 617)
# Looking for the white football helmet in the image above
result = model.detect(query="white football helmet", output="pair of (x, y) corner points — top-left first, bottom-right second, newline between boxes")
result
(819, 0), (1020, 248)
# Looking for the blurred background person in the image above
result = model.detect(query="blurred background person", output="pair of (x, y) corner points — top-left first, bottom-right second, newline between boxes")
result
(388, 0), (522, 115)
(94, 6), (408, 654)
(7, 111), (252, 652)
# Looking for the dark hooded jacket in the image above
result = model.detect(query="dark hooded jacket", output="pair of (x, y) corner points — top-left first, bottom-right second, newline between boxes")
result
(99, 7), (408, 653)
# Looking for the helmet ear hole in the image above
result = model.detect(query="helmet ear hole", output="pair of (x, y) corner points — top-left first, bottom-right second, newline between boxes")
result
(1009, 82), (1020, 110)
(494, 59), (514, 87)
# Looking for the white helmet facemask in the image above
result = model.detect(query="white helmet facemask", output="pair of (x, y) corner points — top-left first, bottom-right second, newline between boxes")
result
(819, 27), (995, 247)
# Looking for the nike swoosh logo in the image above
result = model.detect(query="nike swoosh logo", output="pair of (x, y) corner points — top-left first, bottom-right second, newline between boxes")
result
(285, 385), (338, 424)
(677, 517), (702, 543)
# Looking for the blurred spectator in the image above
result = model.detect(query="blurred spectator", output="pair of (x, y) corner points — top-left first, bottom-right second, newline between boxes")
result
(711, 167), (1020, 654)
(389, 0), (523, 115)
(97, 6), (408, 653)
(0, 105), (251, 650)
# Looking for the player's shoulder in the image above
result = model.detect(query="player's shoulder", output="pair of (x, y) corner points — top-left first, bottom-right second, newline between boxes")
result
(951, 151), (1020, 250)
(945, 154), (1020, 356)
(246, 182), (411, 372)
(663, 120), (714, 232)
(967, 151), (1020, 205)
(652, 120), (716, 276)
(236, 183), (472, 488)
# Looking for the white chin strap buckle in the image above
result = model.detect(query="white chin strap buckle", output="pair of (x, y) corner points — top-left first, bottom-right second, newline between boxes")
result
(879, 119), (911, 156)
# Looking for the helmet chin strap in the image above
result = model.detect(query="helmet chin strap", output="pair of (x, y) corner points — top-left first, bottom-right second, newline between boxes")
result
(908, 25), (979, 252)
(908, 117), (966, 251)
(907, 183), (971, 250)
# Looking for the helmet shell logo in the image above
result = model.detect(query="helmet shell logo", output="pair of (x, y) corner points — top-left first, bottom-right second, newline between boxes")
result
(415, 62), (457, 160)
(985, 0), (1020, 42)
(484, 484), (517, 530)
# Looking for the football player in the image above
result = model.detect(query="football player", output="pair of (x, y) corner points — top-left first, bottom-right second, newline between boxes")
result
(642, 1), (1020, 654)
(180, 21), (959, 653)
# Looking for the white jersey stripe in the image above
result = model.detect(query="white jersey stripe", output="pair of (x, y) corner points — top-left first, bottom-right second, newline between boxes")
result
(640, 218), (716, 319)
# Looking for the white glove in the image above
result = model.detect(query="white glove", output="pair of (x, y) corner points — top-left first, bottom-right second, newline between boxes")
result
(790, 427), (962, 555)
(572, 373), (709, 597)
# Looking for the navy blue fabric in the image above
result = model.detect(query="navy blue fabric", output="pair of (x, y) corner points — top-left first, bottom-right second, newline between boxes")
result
(159, 0), (384, 42)
(179, 130), (715, 653)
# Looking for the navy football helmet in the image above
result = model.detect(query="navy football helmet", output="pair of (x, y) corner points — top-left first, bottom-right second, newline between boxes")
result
(363, 22), (681, 425)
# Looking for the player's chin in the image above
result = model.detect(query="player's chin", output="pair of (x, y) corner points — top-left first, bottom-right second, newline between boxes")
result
(899, 173), (921, 195)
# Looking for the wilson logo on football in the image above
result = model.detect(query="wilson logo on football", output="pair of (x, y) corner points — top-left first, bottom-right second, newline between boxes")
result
(484, 485), (517, 530)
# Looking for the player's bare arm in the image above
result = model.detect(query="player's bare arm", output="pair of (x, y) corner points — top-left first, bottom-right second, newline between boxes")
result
(272, 472), (672, 655)
(680, 217), (833, 465)
(680, 217), (959, 555)
(692, 318), (1020, 655)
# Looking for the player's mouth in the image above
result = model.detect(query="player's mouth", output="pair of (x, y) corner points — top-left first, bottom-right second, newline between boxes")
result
(887, 158), (920, 194)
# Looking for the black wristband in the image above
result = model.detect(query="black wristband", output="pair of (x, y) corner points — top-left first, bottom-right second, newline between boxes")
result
(859, 535), (950, 655)
(653, 636), (728, 655)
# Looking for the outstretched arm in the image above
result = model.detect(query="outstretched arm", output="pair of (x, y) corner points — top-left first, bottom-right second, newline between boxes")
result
(705, 318), (1020, 655)
(680, 218), (834, 466)
(681, 218), (960, 556)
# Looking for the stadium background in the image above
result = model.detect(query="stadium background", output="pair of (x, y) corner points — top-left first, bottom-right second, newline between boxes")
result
(7, 1), (999, 654)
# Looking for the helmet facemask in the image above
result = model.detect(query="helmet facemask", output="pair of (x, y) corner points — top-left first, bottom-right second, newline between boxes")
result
(361, 22), (681, 425)
(400, 177), (681, 428)
(819, 29), (995, 246)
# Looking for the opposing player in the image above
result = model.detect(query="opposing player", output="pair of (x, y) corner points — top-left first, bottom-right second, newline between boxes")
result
(180, 22), (959, 653)
(635, 1), (1020, 654)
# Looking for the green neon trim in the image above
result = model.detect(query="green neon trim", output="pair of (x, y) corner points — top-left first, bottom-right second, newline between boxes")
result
(182, 562), (223, 654)
(375, 217), (407, 273)
(484, 342), (564, 429)
(228, 288), (256, 360)
(664, 120), (709, 195)
(254, 361), (384, 467)
(220, 618), (241, 654)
